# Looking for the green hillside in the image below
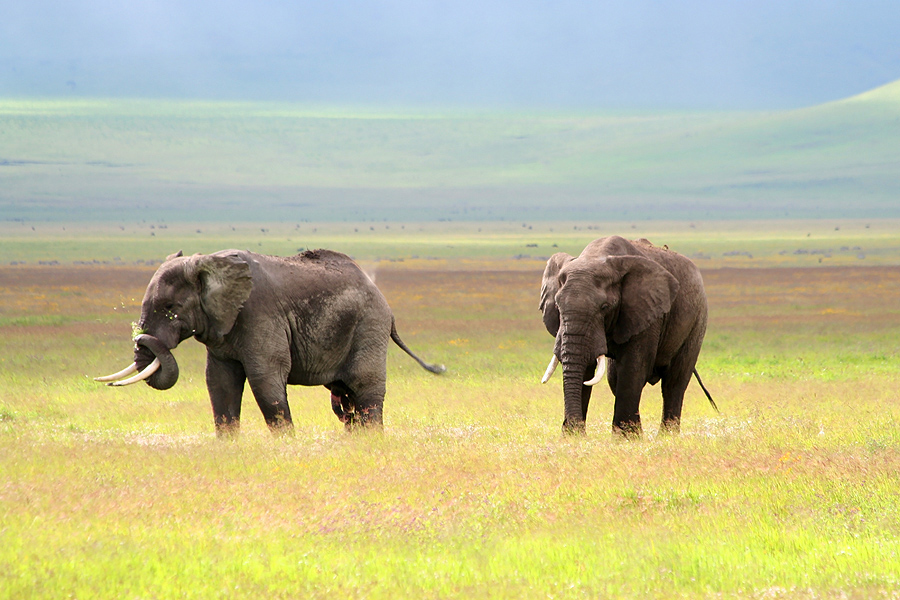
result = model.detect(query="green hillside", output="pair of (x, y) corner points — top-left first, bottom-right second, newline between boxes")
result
(2, 82), (899, 223)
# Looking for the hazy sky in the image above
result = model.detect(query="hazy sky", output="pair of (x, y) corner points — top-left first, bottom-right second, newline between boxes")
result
(3, 0), (900, 108)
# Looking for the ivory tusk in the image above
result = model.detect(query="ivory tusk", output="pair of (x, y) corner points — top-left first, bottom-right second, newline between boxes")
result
(94, 362), (138, 382)
(583, 356), (607, 386)
(108, 358), (160, 386)
(541, 355), (559, 384)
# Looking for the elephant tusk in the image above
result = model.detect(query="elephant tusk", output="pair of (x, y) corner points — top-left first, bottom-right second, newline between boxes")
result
(94, 362), (138, 382)
(541, 355), (559, 384)
(583, 356), (607, 386)
(107, 357), (160, 386)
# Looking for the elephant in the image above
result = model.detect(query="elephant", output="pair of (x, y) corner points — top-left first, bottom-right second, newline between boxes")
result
(96, 248), (445, 435)
(539, 236), (717, 436)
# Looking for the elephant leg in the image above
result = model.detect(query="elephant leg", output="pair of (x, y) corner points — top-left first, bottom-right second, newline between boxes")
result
(206, 353), (246, 438)
(661, 319), (706, 433)
(345, 380), (385, 431)
(606, 358), (618, 397)
(246, 372), (294, 433)
(581, 362), (595, 421)
(610, 356), (645, 437)
(660, 372), (689, 434)
(330, 391), (353, 424)
(661, 339), (703, 433)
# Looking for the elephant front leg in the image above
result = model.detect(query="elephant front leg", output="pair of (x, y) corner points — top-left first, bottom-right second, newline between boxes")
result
(206, 353), (246, 438)
(581, 362), (595, 421)
(610, 361), (645, 437)
(246, 373), (294, 434)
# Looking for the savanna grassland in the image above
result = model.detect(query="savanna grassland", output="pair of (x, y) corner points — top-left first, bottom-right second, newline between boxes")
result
(2, 223), (900, 599)
(4, 84), (900, 597)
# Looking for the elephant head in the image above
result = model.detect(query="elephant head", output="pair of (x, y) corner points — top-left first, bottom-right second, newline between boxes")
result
(540, 251), (679, 433)
(96, 250), (252, 390)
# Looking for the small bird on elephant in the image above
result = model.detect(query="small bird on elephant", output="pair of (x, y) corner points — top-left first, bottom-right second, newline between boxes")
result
(96, 248), (445, 435)
(539, 236), (717, 436)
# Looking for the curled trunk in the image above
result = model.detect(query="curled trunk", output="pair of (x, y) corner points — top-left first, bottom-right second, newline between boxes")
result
(133, 334), (179, 390)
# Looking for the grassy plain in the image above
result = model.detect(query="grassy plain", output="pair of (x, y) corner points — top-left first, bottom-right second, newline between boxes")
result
(3, 80), (900, 223)
(2, 225), (900, 598)
(2, 218), (899, 269)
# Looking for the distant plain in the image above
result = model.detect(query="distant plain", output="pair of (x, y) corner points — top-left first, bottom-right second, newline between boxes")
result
(3, 78), (900, 224)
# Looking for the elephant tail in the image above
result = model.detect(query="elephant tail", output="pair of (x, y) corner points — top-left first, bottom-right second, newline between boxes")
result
(390, 317), (446, 374)
(692, 368), (719, 413)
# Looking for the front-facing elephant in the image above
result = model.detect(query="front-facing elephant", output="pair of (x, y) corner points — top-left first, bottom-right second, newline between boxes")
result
(540, 236), (716, 436)
(97, 249), (445, 435)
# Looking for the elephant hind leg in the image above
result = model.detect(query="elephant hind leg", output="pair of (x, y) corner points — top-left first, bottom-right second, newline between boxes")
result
(662, 319), (706, 433)
(327, 381), (354, 425)
(345, 383), (385, 431)
(660, 376), (688, 433)
(660, 349), (701, 434)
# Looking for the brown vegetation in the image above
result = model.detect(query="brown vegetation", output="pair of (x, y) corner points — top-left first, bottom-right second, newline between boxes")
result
(4, 263), (899, 335)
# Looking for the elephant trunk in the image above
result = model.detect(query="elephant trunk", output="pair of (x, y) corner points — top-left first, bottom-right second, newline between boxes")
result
(561, 366), (587, 434)
(133, 334), (179, 390)
(560, 328), (591, 434)
(95, 333), (180, 389)
(558, 313), (606, 434)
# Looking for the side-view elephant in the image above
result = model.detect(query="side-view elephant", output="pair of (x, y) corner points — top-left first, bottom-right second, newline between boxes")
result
(539, 236), (717, 436)
(97, 248), (445, 435)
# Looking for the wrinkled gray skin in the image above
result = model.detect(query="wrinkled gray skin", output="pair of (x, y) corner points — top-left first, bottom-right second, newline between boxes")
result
(119, 248), (444, 436)
(540, 236), (708, 436)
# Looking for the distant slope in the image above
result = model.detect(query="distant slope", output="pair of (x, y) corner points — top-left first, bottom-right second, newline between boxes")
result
(2, 82), (899, 223)
(842, 78), (900, 103)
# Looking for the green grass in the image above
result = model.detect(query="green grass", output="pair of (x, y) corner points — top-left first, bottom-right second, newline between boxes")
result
(1, 218), (899, 268)
(3, 81), (900, 223)
(2, 248), (900, 598)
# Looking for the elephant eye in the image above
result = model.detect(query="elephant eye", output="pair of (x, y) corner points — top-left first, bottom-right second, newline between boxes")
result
(601, 302), (610, 310)
(558, 273), (567, 285)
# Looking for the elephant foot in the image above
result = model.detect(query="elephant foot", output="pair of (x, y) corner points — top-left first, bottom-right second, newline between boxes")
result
(612, 419), (643, 438)
(562, 418), (586, 435)
(266, 416), (294, 436)
(215, 419), (241, 440)
(345, 401), (384, 432)
(659, 417), (681, 435)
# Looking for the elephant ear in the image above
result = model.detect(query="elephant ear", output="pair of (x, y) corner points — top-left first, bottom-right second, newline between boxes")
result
(606, 255), (679, 345)
(540, 252), (573, 336)
(191, 252), (253, 340)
